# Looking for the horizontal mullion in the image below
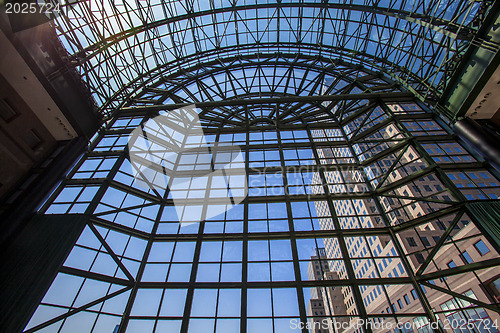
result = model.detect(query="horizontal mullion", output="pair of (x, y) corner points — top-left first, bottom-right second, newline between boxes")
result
(124, 277), (415, 289)
(121, 92), (415, 113)
(152, 227), (394, 241)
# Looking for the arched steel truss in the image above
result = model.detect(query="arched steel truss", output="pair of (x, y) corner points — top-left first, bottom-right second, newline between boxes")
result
(119, 54), (410, 127)
(48, 0), (497, 118)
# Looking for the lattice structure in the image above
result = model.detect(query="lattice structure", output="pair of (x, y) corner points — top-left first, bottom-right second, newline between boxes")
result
(45, 0), (495, 118)
(23, 60), (500, 333)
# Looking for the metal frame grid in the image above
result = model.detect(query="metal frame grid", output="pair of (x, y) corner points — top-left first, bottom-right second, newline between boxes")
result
(23, 60), (500, 333)
(43, 0), (496, 118)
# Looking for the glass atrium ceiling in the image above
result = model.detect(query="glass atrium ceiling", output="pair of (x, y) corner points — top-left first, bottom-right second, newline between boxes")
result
(50, 0), (490, 118)
(12, 1), (500, 333)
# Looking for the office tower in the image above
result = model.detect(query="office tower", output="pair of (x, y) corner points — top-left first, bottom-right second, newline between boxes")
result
(1, 2), (500, 333)
(308, 109), (500, 332)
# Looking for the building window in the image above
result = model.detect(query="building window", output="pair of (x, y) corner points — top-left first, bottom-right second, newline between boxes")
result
(21, 129), (42, 150)
(474, 240), (490, 256)
(447, 260), (457, 268)
(404, 294), (410, 305)
(461, 251), (473, 264)
(407, 237), (417, 247)
(411, 289), (418, 300)
(0, 98), (19, 122)
(415, 253), (425, 264)
(484, 276), (500, 302)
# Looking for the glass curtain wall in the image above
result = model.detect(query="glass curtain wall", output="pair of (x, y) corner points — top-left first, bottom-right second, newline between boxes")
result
(22, 58), (500, 333)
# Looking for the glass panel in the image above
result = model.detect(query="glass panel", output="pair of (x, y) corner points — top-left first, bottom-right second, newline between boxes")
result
(25, 60), (500, 333)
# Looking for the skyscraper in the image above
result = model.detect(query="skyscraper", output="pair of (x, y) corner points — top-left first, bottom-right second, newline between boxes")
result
(308, 103), (500, 332)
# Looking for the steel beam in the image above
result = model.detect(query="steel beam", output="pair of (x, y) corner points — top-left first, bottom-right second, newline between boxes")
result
(120, 92), (414, 113)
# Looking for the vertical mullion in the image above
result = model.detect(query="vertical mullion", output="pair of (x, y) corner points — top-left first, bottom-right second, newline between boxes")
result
(241, 105), (250, 333)
(277, 106), (309, 333)
(306, 120), (373, 333)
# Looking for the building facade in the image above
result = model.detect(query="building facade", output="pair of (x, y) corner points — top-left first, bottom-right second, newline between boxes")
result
(307, 105), (500, 332)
